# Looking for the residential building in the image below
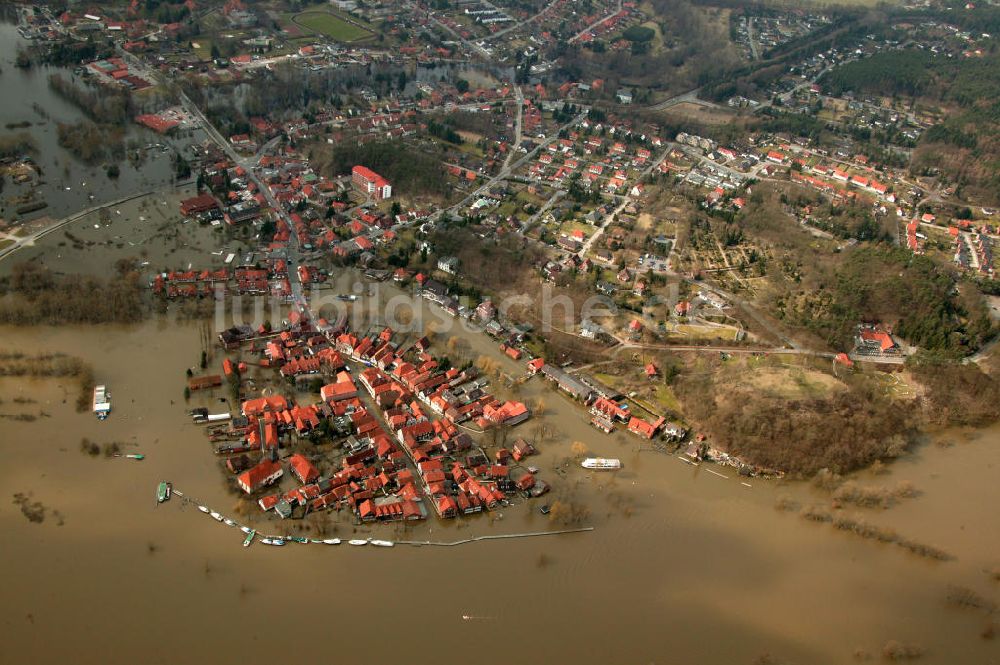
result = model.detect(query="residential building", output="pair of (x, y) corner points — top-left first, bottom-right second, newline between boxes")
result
(351, 165), (392, 200)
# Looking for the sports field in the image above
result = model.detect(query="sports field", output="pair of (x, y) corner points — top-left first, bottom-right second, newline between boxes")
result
(293, 11), (372, 42)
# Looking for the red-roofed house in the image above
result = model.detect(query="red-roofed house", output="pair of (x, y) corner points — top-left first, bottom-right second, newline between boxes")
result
(288, 453), (320, 484)
(242, 395), (288, 416)
(237, 459), (283, 494)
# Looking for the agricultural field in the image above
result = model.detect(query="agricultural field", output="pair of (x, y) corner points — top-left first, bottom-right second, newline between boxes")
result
(293, 11), (373, 42)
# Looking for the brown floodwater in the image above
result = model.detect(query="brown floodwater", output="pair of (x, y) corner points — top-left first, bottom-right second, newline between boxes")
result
(1, 304), (999, 664)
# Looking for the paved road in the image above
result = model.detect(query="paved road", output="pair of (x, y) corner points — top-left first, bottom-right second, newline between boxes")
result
(174, 90), (306, 302)
(577, 146), (673, 256)
(747, 17), (761, 60)
(647, 87), (710, 112)
(503, 86), (525, 172)
(438, 109), (590, 220)
(522, 189), (566, 234)
(616, 342), (830, 357)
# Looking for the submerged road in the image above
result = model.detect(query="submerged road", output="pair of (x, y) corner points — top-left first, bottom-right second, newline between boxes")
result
(0, 190), (156, 264)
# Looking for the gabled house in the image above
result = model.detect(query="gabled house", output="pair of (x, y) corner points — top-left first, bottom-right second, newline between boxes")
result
(237, 459), (283, 494)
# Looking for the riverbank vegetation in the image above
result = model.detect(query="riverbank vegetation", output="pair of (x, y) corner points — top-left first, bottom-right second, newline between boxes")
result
(48, 74), (132, 124)
(908, 357), (1000, 427)
(47, 75), (130, 164)
(0, 131), (37, 158)
(56, 120), (126, 164)
(675, 359), (911, 475)
(0, 261), (145, 326)
(799, 503), (951, 561)
(0, 349), (94, 412)
(15, 38), (109, 69)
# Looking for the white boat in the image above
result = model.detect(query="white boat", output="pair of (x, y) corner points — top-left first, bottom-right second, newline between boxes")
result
(323, 538), (341, 545)
(210, 512), (224, 521)
(581, 457), (622, 470)
(272, 539), (286, 546)
(348, 539), (368, 546)
(370, 539), (394, 548)
(240, 526), (253, 534)
(92, 385), (111, 420)
(197, 505), (210, 513)
(260, 538), (274, 545)
(223, 519), (237, 527)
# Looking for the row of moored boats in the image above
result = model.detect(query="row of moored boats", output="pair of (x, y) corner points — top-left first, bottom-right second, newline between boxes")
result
(171, 487), (394, 548)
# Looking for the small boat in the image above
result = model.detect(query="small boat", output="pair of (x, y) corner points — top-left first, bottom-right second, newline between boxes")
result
(581, 457), (622, 470)
(240, 526), (253, 534)
(322, 538), (341, 545)
(271, 539), (286, 546)
(348, 539), (368, 546)
(260, 538), (274, 545)
(243, 530), (255, 547)
(224, 518), (237, 527)
(370, 539), (394, 547)
(288, 536), (308, 544)
(210, 511), (224, 521)
(539, 504), (551, 515)
(125, 454), (144, 461)
(197, 505), (210, 514)
(156, 482), (172, 503)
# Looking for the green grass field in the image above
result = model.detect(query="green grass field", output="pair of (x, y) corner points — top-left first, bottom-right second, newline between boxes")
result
(294, 12), (371, 42)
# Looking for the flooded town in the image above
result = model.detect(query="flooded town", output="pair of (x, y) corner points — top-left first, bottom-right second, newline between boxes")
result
(2, 1), (1000, 663)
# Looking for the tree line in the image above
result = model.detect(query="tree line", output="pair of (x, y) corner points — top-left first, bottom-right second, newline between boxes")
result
(0, 262), (146, 326)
